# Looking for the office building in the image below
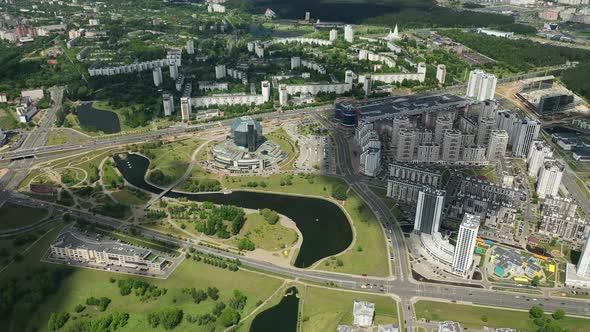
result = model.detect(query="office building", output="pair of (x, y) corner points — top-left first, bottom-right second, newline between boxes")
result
(452, 213), (480, 276)
(476, 117), (496, 146)
(363, 75), (372, 96)
(414, 188), (445, 234)
(152, 67), (163, 87)
(536, 159), (564, 199)
(577, 236), (590, 278)
(438, 321), (462, 332)
(215, 64), (226, 79)
(436, 64), (446, 84)
(232, 116), (263, 152)
(329, 29), (338, 41)
(279, 85), (288, 106)
(353, 299), (375, 327)
(527, 141), (553, 178)
(466, 70), (497, 101)
(396, 128), (416, 161)
(180, 97), (191, 121)
(344, 24), (354, 43)
(512, 118), (540, 157)
(186, 39), (194, 54)
(441, 130), (461, 162)
(162, 93), (174, 116)
(487, 130), (509, 161)
(50, 231), (167, 272)
(434, 115), (453, 144)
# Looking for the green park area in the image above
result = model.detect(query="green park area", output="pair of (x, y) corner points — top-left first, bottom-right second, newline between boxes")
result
(265, 128), (299, 170)
(414, 300), (590, 331)
(0, 202), (49, 230)
(44, 130), (88, 147)
(222, 173), (389, 276)
(224, 213), (298, 252)
(318, 192), (389, 277)
(461, 166), (497, 183)
(0, 221), (284, 332)
(299, 286), (399, 331)
(133, 138), (202, 187)
(111, 188), (151, 206)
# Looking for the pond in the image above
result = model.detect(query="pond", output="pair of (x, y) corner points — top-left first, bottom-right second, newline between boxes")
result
(77, 102), (121, 134)
(249, 287), (299, 332)
(114, 153), (353, 268)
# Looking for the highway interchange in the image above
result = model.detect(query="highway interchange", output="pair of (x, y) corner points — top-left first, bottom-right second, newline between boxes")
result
(1, 102), (590, 330)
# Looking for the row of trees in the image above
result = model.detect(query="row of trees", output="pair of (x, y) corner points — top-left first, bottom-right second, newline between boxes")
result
(117, 278), (166, 300)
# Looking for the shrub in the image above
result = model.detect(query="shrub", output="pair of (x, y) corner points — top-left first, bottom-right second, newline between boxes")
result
(219, 308), (240, 327)
(48, 312), (70, 331)
(74, 304), (86, 313)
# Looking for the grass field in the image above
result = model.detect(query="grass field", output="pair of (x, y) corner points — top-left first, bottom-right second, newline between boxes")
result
(1, 222), (283, 332)
(102, 159), (124, 190)
(222, 173), (345, 199)
(0, 202), (49, 230)
(224, 213), (298, 252)
(266, 128), (299, 170)
(111, 189), (150, 205)
(146, 138), (202, 186)
(317, 191), (389, 277)
(461, 166), (497, 183)
(222, 174), (389, 276)
(300, 286), (399, 331)
(414, 300), (590, 331)
(44, 130), (87, 146)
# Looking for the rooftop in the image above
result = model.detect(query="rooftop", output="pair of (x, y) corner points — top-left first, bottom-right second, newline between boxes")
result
(438, 321), (462, 332)
(52, 231), (152, 259)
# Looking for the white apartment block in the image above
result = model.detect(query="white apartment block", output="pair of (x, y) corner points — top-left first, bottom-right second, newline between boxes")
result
(344, 25), (354, 43)
(152, 67), (163, 87)
(358, 63), (426, 84)
(441, 130), (462, 162)
(291, 56), (301, 69)
(436, 64), (446, 84)
(279, 85), (288, 106)
(215, 64), (226, 79)
(396, 128), (416, 161)
(434, 115), (453, 144)
(527, 140), (553, 178)
(180, 97), (192, 121)
(577, 236), (590, 278)
(487, 130), (509, 161)
(466, 70), (497, 101)
(162, 93), (174, 116)
(536, 159), (564, 199)
(329, 29), (338, 41)
(186, 39), (194, 54)
(476, 117), (496, 146)
(283, 82), (352, 96)
(452, 213), (480, 276)
(512, 118), (540, 157)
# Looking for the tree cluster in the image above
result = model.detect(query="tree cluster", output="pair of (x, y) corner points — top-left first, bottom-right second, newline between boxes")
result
(148, 307), (184, 330)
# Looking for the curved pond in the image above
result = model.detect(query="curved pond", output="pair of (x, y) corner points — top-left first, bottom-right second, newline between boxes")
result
(250, 287), (299, 332)
(113, 153), (353, 268)
(77, 102), (121, 134)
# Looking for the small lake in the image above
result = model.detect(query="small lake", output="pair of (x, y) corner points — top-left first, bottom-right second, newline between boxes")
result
(77, 102), (121, 134)
(249, 287), (299, 332)
(114, 153), (353, 268)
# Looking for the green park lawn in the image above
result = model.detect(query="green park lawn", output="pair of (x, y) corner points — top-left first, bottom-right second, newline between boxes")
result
(111, 188), (151, 205)
(317, 191), (390, 277)
(0, 202), (49, 230)
(265, 128), (299, 170)
(224, 213), (298, 252)
(299, 286), (399, 331)
(1, 221), (283, 332)
(102, 159), (124, 190)
(222, 174), (389, 276)
(146, 138), (203, 186)
(461, 166), (497, 183)
(414, 300), (590, 331)
(222, 173), (344, 199)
